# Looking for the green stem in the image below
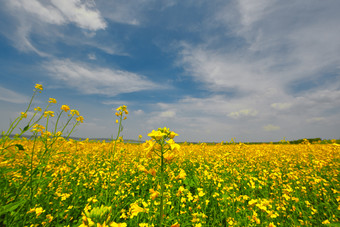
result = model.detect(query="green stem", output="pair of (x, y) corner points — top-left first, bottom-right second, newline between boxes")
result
(66, 121), (79, 139)
(54, 111), (63, 134)
(159, 140), (165, 227)
(4, 90), (39, 139)
(106, 114), (123, 203)
(111, 114), (123, 159)
(60, 114), (73, 135)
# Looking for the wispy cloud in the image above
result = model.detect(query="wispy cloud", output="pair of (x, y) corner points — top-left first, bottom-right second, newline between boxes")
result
(306, 117), (326, 123)
(178, 1), (340, 96)
(0, 86), (29, 104)
(3, 0), (106, 55)
(96, 0), (178, 26)
(159, 110), (176, 118)
(271, 103), (292, 110)
(263, 124), (280, 132)
(44, 59), (160, 96)
(228, 109), (258, 119)
(87, 53), (96, 60)
(8, 0), (106, 30)
(174, 1), (340, 141)
(49, 0), (107, 30)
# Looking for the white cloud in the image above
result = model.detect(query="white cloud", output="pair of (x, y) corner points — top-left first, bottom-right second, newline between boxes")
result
(271, 102), (292, 110)
(95, 0), (142, 25)
(101, 100), (130, 106)
(95, 1), (181, 26)
(134, 109), (144, 115)
(228, 109), (258, 119)
(9, 0), (65, 25)
(159, 111), (176, 118)
(237, 0), (274, 28)
(3, 0), (106, 55)
(306, 117), (326, 123)
(87, 53), (96, 60)
(8, 0), (106, 30)
(0, 86), (30, 104)
(50, 0), (106, 30)
(263, 124), (280, 131)
(44, 59), (159, 96)
(179, 1), (340, 94)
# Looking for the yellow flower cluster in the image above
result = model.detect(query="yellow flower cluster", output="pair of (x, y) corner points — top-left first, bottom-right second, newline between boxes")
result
(35, 83), (43, 92)
(44, 111), (54, 118)
(48, 98), (57, 103)
(61, 105), (70, 112)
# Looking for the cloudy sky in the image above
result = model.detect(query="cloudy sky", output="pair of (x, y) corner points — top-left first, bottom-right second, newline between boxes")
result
(1, 0), (340, 142)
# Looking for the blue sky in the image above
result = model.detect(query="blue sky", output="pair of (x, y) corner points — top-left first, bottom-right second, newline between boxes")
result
(1, 0), (340, 142)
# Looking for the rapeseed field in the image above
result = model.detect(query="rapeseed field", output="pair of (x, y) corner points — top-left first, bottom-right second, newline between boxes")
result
(1, 85), (339, 226)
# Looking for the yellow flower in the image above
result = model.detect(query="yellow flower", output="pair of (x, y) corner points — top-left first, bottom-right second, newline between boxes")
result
(139, 224), (150, 227)
(159, 127), (170, 134)
(31, 124), (45, 133)
(143, 140), (155, 153)
(44, 111), (54, 118)
(116, 119), (119, 124)
(55, 131), (62, 136)
(176, 169), (187, 180)
(169, 131), (178, 139)
(176, 186), (185, 197)
(147, 168), (157, 177)
(149, 189), (160, 200)
(48, 98), (57, 103)
(248, 199), (258, 206)
(148, 130), (166, 140)
(34, 106), (42, 112)
(139, 135), (142, 139)
(322, 220), (330, 224)
(46, 214), (53, 223)
(87, 197), (98, 203)
(76, 116), (84, 123)
(21, 112), (27, 118)
(167, 139), (180, 151)
(116, 105), (127, 112)
(197, 188), (205, 197)
(110, 222), (127, 227)
(138, 165), (148, 173)
(28, 207), (45, 217)
(164, 152), (175, 163)
(129, 202), (145, 219)
(41, 131), (52, 137)
(35, 84), (43, 91)
(171, 223), (180, 227)
(61, 105), (70, 112)
(70, 109), (79, 116)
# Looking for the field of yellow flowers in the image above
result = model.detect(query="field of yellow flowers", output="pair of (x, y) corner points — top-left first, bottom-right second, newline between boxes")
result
(1, 137), (340, 226)
(1, 84), (340, 226)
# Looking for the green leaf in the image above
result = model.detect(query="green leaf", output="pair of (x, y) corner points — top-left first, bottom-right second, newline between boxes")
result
(22, 124), (30, 132)
(0, 200), (26, 216)
(15, 144), (24, 151)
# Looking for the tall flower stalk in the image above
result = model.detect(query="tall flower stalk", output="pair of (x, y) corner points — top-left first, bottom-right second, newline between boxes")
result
(106, 105), (128, 202)
(110, 105), (128, 159)
(144, 127), (180, 226)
